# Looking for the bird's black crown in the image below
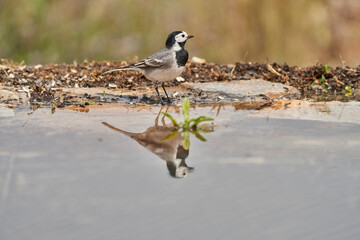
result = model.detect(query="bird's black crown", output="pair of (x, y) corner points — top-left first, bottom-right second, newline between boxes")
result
(165, 31), (184, 49)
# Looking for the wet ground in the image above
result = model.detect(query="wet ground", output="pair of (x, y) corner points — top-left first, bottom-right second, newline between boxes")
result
(1, 103), (360, 240)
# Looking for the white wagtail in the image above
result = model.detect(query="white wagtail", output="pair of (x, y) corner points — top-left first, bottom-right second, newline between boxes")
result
(102, 31), (194, 104)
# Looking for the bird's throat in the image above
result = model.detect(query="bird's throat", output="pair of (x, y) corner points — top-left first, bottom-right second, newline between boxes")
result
(172, 42), (182, 51)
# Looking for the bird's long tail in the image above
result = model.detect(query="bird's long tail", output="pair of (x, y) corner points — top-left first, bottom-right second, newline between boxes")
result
(102, 122), (135, 136)
(101, 67), (134, 75)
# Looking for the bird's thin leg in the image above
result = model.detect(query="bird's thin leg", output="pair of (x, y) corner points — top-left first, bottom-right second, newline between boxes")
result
(161, 82), (171, 102)
(154, 82), (164, 105)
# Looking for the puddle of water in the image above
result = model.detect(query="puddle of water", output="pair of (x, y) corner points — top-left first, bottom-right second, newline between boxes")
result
(1, 104), (360, 240)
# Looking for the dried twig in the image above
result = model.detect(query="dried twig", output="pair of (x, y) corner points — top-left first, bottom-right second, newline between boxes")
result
(267, 64), (281, 76)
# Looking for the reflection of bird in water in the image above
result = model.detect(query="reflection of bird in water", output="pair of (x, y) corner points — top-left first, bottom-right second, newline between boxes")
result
(102, 113), (193, 178)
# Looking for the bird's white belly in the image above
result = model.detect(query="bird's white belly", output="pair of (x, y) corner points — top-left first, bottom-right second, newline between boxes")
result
(145, 66), (185, 82)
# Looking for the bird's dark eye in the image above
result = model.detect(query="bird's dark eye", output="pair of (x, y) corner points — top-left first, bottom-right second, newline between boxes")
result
(182, 34), (185, 37)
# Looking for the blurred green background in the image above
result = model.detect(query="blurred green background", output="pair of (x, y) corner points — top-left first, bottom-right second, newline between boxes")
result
(1, 0), (360, 66)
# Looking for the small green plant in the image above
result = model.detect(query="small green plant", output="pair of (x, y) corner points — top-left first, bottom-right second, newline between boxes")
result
(343, 85), (352, 97)
(162, 98), (214, 149)
(308, 82), (316, 90)
(322, 64), (331, 73)
(319, 75), (328, 91)
(319, 74), (325, 83)
(102, 91), (106, 97)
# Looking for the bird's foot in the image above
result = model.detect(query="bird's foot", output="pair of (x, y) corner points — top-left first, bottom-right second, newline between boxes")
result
(166, 97), (173, 104)
(158, 97), (173, 106)
(158, 96), (165, 105)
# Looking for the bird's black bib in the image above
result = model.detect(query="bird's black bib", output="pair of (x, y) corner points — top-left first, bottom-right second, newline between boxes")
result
(176, 49), (189, 67)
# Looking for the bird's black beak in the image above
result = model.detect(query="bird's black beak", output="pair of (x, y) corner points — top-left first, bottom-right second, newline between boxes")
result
(187, 35), (194, 39)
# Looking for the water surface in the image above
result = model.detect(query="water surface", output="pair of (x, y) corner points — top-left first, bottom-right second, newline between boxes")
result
(1, 104), (360, 240)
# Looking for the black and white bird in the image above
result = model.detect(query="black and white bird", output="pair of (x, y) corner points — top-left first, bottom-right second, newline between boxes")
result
(102, 31), (194, 104)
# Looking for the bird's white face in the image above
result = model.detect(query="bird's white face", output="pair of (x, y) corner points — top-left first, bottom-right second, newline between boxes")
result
(175, 31), (190, 43)
(166, 30), (193, 50)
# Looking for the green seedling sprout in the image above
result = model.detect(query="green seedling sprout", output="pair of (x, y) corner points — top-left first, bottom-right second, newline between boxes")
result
(161, 97), (214, 150)
(343, 86), (352, 97)
(319, 75), (328, 91)
(322, 64), (331, 73)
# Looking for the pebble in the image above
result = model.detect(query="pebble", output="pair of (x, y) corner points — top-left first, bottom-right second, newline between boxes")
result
(353, 89), (360, 96)
(35, 79), (43, 86)
(108, 83), (117, 89)
(191, 56), (206, 64)
(176, 77), (185, 82)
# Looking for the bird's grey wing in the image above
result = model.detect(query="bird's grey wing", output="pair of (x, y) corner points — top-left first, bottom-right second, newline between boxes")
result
(133, 48), (171, 68)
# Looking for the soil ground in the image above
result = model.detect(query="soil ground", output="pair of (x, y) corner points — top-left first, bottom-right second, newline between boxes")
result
(1, 59), (359, 109)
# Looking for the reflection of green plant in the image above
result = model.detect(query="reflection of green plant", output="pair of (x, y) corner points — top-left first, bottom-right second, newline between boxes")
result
(162, 98), (214, 149)
(51, 103), (56, 114)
